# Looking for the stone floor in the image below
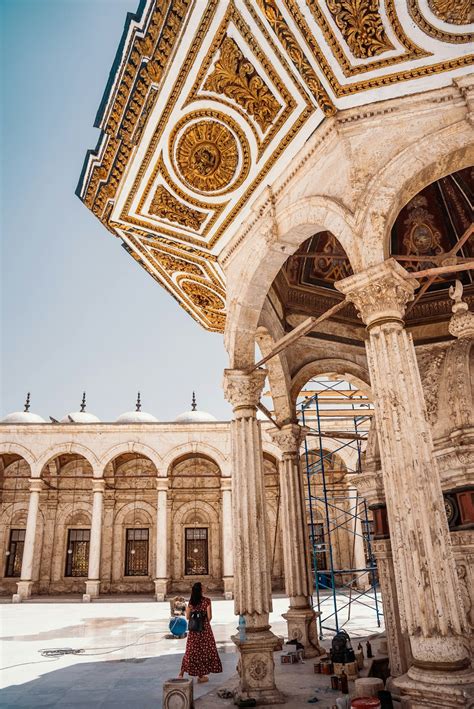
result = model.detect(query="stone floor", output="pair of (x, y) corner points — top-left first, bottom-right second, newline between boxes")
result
(0, 593), (384, 708)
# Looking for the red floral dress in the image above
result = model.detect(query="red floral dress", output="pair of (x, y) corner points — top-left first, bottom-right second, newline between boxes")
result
(180, 597), (222, 677)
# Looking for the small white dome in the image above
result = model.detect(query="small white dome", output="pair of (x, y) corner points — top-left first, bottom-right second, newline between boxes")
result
(116, 411), (158, 423)
(61, 411), (101, 424)
(2, 411), (45, 424)
(175, 410), (217, 423)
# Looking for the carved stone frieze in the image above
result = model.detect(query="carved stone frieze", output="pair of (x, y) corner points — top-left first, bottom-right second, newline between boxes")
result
(204, 36), (281, 131)
(326, 0), (394, 58)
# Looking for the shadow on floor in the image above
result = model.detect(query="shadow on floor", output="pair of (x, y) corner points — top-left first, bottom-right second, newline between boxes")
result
(0, 651), (237, 709)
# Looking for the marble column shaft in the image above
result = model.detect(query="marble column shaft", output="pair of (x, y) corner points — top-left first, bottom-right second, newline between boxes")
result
(155, 478), (168, 601)
(270, 424), (312, 605)
(88, 479), (105, 581)
(221, 477), (234, 599)
(337, 259), (470, 672)
(20, 478), (43, 581)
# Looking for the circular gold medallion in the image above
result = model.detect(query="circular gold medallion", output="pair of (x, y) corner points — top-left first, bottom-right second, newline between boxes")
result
(176, 120), (238, 193)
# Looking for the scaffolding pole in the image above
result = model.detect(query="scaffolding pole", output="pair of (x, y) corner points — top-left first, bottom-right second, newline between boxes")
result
(298, 378), (382, 638)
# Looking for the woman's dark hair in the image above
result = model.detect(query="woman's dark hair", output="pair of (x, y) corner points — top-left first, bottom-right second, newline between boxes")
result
(189, 582), (203, 607)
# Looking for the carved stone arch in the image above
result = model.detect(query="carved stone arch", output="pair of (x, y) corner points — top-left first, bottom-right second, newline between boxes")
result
(114, 500), (156, 527)
(99, 442), (162, 476)
(0, 443), (36, 471)
(225, 197), (356, 369)
(163, 442), (228, 478)
(170, 498), (222, 592)
(36, 443), (99, 475)
(290, 359), (371, 411)
(357, 129), (474, 266)
(262, 442), (283, 464)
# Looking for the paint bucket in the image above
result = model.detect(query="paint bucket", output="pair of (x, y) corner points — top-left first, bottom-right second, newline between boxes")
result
(351, 699), (381, 709)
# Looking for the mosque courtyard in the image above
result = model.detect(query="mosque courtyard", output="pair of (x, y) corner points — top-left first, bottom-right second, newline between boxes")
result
(0, 595), (383, 708)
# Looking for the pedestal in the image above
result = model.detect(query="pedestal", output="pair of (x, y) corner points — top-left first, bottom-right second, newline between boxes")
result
(163, 677), (193, 709)
(155, 578), (168, 601)
(13, 580), (33, 602)
(281, 607), (321, 658)
(83, 580), (100, 601)
(233, 631), (284, 706)
(223, 576), (234, 600)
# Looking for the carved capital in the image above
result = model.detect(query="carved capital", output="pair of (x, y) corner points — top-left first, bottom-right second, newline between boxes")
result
(223, 368), (266, 410)
(156, 477), (169, 492)
(448, 279), (474, 338)
(335, 259), (417, 328)
(29, 478), (43, 494)
(92, 479), (106, 494)
(269, 423), (309, 455)
(347, 470), (385, 506)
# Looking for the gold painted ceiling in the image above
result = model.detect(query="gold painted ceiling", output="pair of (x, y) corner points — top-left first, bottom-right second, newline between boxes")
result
(77, 0), (473, 332)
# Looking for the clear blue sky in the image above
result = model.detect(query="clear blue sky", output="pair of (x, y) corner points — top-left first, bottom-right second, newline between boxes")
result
(0, 0), (232, 421)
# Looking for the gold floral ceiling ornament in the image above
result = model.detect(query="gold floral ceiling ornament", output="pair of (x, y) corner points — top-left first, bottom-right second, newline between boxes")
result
(428, 0), (473, 25)
(149, 185), (206, 231)
(326, 0), (394, 58)
(171, 111), (251, 194)
(203, 36), (282, 132)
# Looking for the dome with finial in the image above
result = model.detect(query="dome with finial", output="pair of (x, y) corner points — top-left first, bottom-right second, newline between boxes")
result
(175, 392), (217, 423)
(61, 393), (100, 423)
(2, 393), (45, 424)
(116, 392), (158, 423)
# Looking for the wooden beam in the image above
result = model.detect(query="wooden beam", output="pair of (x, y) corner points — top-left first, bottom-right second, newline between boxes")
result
(406, 274), (437, 314)
(257, 402), (281, 428)
(248, 299), (347, 373)
(406, 262), (474, 280)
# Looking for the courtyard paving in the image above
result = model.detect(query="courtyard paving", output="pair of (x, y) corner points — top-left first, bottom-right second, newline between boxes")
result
(0, 593), (384, 708)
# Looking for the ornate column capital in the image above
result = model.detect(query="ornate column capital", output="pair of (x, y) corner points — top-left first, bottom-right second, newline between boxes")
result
(269, 423), (309, 456)
(448, 280), (474, 339)
(335, 258), (418, 329)
(156, 477), (169, 492)
(28, 478), (43, 493)
(223, 368), (266, 412)
(347, 470), (385, 507)
(92, 479), (106, 494)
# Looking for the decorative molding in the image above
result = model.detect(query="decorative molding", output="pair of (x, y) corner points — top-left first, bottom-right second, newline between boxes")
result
(149, 185), (206, 230)
(326, 0), (394, 59)
(428, 0), (473, 25)
(203, 36), (282, 132)
(408, 0), (473, 43)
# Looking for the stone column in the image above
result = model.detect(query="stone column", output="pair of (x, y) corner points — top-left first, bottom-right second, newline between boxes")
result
(337, 260), (473, 706)
(270, 423), (321, 658)
(154, 477), (168, 601)
(83, 478), (105, 602)
(221, 477), (234, 600)
(224, 368), (284, 706)
(13, 478), (43, 602)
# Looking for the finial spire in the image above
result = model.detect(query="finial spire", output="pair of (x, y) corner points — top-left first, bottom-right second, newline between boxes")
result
(191, 391), (197, 411)
(136, 392), (141, 412)
(80, 392), (86, 412)
(24, 392), (31, 412)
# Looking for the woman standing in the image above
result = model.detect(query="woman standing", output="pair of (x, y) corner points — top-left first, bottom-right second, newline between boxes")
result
(178, 582), (222, 683)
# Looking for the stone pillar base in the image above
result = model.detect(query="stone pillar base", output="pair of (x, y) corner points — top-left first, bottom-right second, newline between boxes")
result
(282, 607), (322, 658)
(223, 576), (234, 600)
(163, 677), (193, 709)
(395, 667), (474, 708)
(14, 580), (33, 602)
(155, 578), (168, 601)
(233, 630), (285, 705)
(83, 580), (100, 600)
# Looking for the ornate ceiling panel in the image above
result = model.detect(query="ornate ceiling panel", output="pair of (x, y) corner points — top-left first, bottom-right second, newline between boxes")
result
(78, 0), (473, 332)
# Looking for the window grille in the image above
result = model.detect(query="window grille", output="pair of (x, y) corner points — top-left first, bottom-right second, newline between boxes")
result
(5, 529), (25, 577)
(125, 528), (149, 576)
(185, 527), (208, 576)
(65, 529), (90, 577)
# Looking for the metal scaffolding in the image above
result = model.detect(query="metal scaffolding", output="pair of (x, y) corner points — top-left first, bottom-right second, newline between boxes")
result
(297, 377), (382, 638)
